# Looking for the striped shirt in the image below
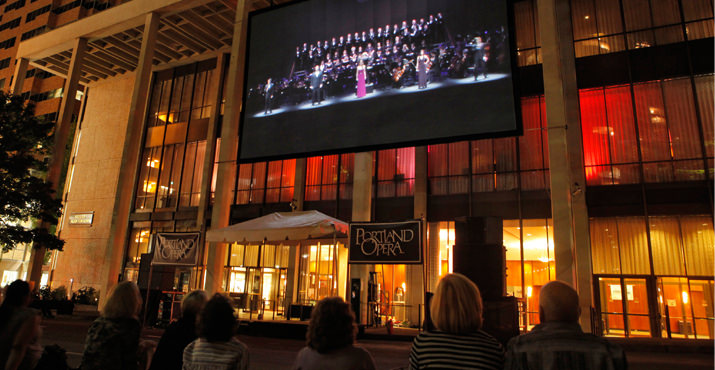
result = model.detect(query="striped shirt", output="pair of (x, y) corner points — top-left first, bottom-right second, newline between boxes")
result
(408, 330), (504, 369)
(182, 337), (249, 370)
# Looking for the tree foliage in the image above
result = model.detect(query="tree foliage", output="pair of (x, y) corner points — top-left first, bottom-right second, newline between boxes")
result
(0, 91), (64, 252)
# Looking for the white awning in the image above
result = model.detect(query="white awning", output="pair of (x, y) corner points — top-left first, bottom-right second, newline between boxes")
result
(205, 210), (348, 243)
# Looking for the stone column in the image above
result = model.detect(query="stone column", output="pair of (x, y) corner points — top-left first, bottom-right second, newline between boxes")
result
(10, 57), (29, 95)
(284, 158), (307, 308)
(408, 146), (428, 325)
(100, 13), (159, 306)
(350, 151), (373, 324)
(205, 0), (249, 295)
(538, 0), (593, 331)
(27, 38), (87, 289)
(194, 53), (228, 289)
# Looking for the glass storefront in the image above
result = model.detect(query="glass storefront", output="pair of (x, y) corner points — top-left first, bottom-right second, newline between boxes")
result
(591, 216), (714, 338)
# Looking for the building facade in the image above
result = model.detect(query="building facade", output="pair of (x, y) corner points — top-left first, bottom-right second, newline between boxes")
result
(9, 0), (713, 339)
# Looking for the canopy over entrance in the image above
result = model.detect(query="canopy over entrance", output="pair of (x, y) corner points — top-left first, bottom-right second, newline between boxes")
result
(206, 210), (348, 244)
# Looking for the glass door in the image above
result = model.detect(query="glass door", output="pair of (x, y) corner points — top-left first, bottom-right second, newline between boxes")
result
(597, 276), (654, 337)
(623, 278), (651, 337)
(598, 277), (627, 337)
(658, 277), (714, 339)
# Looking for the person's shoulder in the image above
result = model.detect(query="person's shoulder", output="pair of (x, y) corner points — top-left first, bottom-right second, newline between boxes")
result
(228, 337), (248, 352)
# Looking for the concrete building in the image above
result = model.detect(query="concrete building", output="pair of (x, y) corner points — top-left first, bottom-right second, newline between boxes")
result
(9, 0), (714, 339)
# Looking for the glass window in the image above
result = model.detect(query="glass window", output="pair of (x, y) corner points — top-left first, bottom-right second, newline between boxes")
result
(377, 147), (414, 198)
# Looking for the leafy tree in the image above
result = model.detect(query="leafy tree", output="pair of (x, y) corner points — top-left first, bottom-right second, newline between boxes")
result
(0, 92), (64, 252)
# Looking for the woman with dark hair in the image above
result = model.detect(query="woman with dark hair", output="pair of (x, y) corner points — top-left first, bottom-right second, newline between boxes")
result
(149, 290), (208, 370)
(0, 280), (42, 370)
(182, 293), (248, 370)
(292, 297), (375, 370)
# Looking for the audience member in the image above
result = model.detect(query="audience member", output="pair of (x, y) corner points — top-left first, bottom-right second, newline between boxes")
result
(0, 280), (42, 370)
(80, 281), (143, 370)
(504, 280), (627, 370)
(292, 296), (375, 370)
(183, 293), (248, 370)
(149, 290), (208, 370)
(408, 273), (503, 369)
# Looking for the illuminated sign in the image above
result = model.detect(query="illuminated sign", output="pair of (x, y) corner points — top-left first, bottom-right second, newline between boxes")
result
(151, 232), (201, 266)
(349, 221), (422, 264)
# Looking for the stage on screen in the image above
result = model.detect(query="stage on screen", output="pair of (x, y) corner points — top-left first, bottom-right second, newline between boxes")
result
(239, 0), (520, 161)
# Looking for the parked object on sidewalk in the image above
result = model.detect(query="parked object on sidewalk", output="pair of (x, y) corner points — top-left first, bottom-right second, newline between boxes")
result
(149, 290), (208, 370)
(408, 273), (504, 370)
(80, 281), (143, 370)
(292, 296), (376, 370)
(504, 280), (627, 370)
(183, 294), (248, 370)
(0, 279), (43, 370)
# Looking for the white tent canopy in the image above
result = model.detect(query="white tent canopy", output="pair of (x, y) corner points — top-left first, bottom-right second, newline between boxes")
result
(205, 210), (348, 244)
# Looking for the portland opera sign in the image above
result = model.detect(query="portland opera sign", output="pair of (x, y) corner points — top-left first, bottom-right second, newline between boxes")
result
(151, 232), (201, 266)
(348, 221), (422, 264)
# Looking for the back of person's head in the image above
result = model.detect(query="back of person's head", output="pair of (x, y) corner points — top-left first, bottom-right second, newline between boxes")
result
(102, 281), (141, 320)
(539, 280), (580, 323)
(2, 279), (31, 307)
(307, 297), (356, 354)
(181, 290), (208, 321)
(199, 294), (236, 342)
(431, 273), (483, 334)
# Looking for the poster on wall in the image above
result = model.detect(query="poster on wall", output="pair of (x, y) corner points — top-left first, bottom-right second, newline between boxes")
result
(151, 232), (201, 266)
(239, 0), (521, 161)
(349, 220), (422, 264)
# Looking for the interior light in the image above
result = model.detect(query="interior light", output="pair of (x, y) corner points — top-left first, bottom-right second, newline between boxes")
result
(527, 286), (533, 298)
(682, 291), (689, 304)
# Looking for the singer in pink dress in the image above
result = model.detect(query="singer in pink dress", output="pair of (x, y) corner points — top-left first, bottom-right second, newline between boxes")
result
(356, 60), (367, 98)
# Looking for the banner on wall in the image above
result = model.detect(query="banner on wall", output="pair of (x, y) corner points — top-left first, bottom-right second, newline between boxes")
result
(151, 232), (201, 266)
(348, 221), (422, 264)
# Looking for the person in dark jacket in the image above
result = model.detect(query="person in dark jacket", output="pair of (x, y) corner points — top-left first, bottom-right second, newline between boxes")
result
(80, 281), (143, 370)
(149, 290), (208, 370)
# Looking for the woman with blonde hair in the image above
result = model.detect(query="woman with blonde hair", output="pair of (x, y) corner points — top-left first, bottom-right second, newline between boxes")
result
(408, 273), (504, 369)
(80, 281), (143, 370)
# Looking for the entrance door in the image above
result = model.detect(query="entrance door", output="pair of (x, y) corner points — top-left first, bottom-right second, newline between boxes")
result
(596, 276), (655, 337)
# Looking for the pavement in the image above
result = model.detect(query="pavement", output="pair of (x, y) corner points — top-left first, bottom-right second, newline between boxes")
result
(41, 309), (714, 370)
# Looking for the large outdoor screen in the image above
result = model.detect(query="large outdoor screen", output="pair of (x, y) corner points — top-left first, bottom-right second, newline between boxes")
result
(239, 0), (520, 161)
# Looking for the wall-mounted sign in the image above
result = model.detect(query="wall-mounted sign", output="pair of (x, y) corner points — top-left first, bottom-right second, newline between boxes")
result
(151, 232), (201, 266)
(348, 221), (422, 264)
(68, 212), (94, 226)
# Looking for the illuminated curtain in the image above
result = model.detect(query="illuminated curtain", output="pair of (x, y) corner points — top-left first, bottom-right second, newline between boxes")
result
(513, 0), (540, 65)
(428, 144), (448, 195)
(650, 216), (686, 275)
(580, 88), (612, 184)
(617, 217), (650, 274)
(604, 85), (640, 184)
(694, 75), (714, 158)
(681, 216), (714, 276)
(590, 218), (621, 274)
(448, 143), (468, 194)
(471, 139), (494, 192)
(395, 147), (415, 196)
(519, 96), (548, 189)
(265, 161), (283, 203)
(339, 154), (354, 200)
(321, 155), (339, 200)
(494, 138), (517, 191)
(280, 159), (296, 203)
(305, 157), (323, 201)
